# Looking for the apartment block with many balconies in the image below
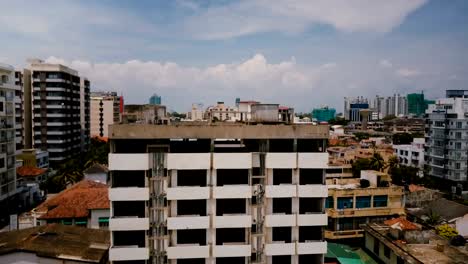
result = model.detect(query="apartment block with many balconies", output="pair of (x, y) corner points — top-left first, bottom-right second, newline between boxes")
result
(15, 59), (91, 164)
(107, 123), (329, 264)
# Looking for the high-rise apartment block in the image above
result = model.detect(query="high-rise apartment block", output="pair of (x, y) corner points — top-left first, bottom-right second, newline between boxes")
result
(372, 94), (408, 119)
(425, 90), (468, 189)
(14, 59), (90, 164)
(0, 63), (18, 205)
(312, 107), (336, 122)
(108, 124), (329, 264)
(91, 91), (122, 137)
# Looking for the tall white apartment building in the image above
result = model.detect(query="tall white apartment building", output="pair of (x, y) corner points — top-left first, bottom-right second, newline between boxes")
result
(0, 63), (18, 204)
(90, 91), (121, 137)
(108, 124), (329, 264)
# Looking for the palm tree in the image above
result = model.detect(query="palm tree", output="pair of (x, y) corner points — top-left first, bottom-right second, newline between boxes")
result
(387, 155), (399, 171)
(370, 152), (386, 172)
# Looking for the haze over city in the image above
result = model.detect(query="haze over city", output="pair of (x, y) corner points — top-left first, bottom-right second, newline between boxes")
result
(2, 0), (467, 111)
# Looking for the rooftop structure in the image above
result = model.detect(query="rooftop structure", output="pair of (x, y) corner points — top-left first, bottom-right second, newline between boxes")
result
(0, 224), (109, 263)
(108, 123), (329, 263)
(393, 138), (425, 169)
(325, 171), (405, 240)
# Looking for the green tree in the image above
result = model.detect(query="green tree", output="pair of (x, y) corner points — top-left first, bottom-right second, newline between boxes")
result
(392, 133), (414, 145)
(369, 152), (386, 171)
(351, 158), (371, 177)
(354, 132), (370, 141)
(387, 155), (399, 171)
(383, 114), (396, 121)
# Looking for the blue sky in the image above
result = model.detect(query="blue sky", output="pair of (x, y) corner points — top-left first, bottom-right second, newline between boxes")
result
(1, 0), (467, 112)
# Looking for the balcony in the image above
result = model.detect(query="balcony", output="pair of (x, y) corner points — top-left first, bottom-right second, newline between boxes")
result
(109, 247), (149, 261)
(265, 185), (296, 198)
(166, 187), (210, 200)
(298, 153), (329, 168)
(167, 216), (210, 230)
(214, 215), (252, 228)
(108, 153), (150, 171)
(265, 214), (295, 227)
(213, 185), (251, 199)
(264, 242), (295, 256)
(324, 230), (364, 240)
(109, 187), (149, 201)
(297, 185), (327, 197)
(167, 153), (210, 169)
(297, 213), (327, 226)
(297, 241), (327, 255)
(213, 244), (251, 257)
(213, 153), (252, 169)
(166, 245), (210, 259)
(266, 153), (296, 168)
(109, 217), (149, 231)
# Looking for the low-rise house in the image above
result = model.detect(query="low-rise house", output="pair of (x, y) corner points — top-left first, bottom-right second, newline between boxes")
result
(407, 198), (468, 237)
(393, 138), (425, 169)
(16, 166), (48, 209)
(0, 224), (109, 263)
(325, 170), (405, 240)
(19, 180), (109, 230)
(364, 219), (468, 264)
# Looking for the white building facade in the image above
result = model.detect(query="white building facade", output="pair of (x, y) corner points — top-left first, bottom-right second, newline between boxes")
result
(108, 124), (329, 264)
(90, 91), (121, 137)
(393, 138), (425, 169)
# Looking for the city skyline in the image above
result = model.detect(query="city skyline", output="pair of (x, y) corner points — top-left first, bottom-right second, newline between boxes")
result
(1, 0), (467, 111)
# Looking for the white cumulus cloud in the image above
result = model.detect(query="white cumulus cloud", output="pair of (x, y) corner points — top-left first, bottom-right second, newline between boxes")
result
(379, 60), (393, 68)
(396, 68), (421, 77)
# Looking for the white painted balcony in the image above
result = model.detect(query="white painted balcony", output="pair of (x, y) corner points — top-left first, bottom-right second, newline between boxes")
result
(265, 185), (296, 198)
(213, 244), (251, 257)
(297, 213), (327, 226)
(214, 215), (252, 228)
(109, 247), (150, 261)
(166, 186), (210, 200)
(167, 216), (210, 230)
(297, 185), (328, 197)
(297, 241), (327, 255)
(167, 245), (210, 259)
(213, 153), (252, 169)
(109, 217), (149, 231)
(266, 153), (296, 168)
(213, 185), (251, 199)
(265, 242), (295, 256)
(109, 153), (150, 171)
(109, 187), (149, 201)
(298, 153), (329, 168)
(265, 214), (296, 227)
(167, 153), (210, 169)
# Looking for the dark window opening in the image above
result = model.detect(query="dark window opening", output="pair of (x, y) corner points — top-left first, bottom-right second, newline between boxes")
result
(217, 169), (248, 185)
(113, 231), (145, 247)
(269, 139), (294, 152)
(272, 227), (291, 242)
(177, 229), (206, 245)
(299, 198), (324, 214)
(299, 169), (324, 184)
(113, 201), (145, 218)
(113, 139), (168, 153)
(297, 139), (325, 152)
(216, 257), (245, 264)
(111, 171), (145, 187)
(299, 254), (322, 264)
(214, 139), (246, 153)
(356, 196), (371, 208)
(177, 200), (206, 216)
(272, 198), (292, 214)
(216, 199), (246, 216)
(272, 255), (291, 264)
(299, 226), (323, 242)
(177, 259), (205, 264)
(373, 240), (380, 254)
(177, 170), (207, 187)
(170, 139), (211, 153)
(273, 169), (292, 185)
(384, 245), (391, 258)
(373, 195), (388, 207)
(216, 228), (246, 245)
(337, 197), (353, 209)
(325, 196), (334, 209)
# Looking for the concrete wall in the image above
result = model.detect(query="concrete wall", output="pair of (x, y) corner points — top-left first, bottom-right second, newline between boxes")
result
(0, 252), (93, 264)
(456, 214), (468, 237)
(90, 208), (110, 229)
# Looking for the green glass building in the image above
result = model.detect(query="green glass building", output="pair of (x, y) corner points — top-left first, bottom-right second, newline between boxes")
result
(407, 93), (433, 116)
(312, 107), (336, 122)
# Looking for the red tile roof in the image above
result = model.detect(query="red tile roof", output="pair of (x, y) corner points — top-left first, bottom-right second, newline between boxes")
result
(384, 217), (419, 231)
(36, 180), (109, 219)
(17, 166), (47, 178)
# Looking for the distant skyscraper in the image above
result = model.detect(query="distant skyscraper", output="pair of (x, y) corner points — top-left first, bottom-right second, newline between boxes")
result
(312, 106), (336, 122)
(344, 97), (368, 121)
(407, 93), (425, 116)
(149, 93), (161, 105)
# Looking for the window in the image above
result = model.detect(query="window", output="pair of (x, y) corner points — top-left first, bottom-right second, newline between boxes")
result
(98, 217), (109, 228)
(337, 197), (353, 209)
(326, 196), (334, 209)
(356, 196), (371, 208)
(373, 240), (380, 254)
(456, 132), (462, 139)
(0, 101), (3, 112)
(455, 142), (462, 150)
(456, 163), (461, 169)
(457, 122), (462, 129)
(373, 195), (388, 207)
(384, 245), (391, 258)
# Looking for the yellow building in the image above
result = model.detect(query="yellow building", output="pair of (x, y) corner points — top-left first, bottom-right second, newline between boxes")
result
(325, 170), (405, 240)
